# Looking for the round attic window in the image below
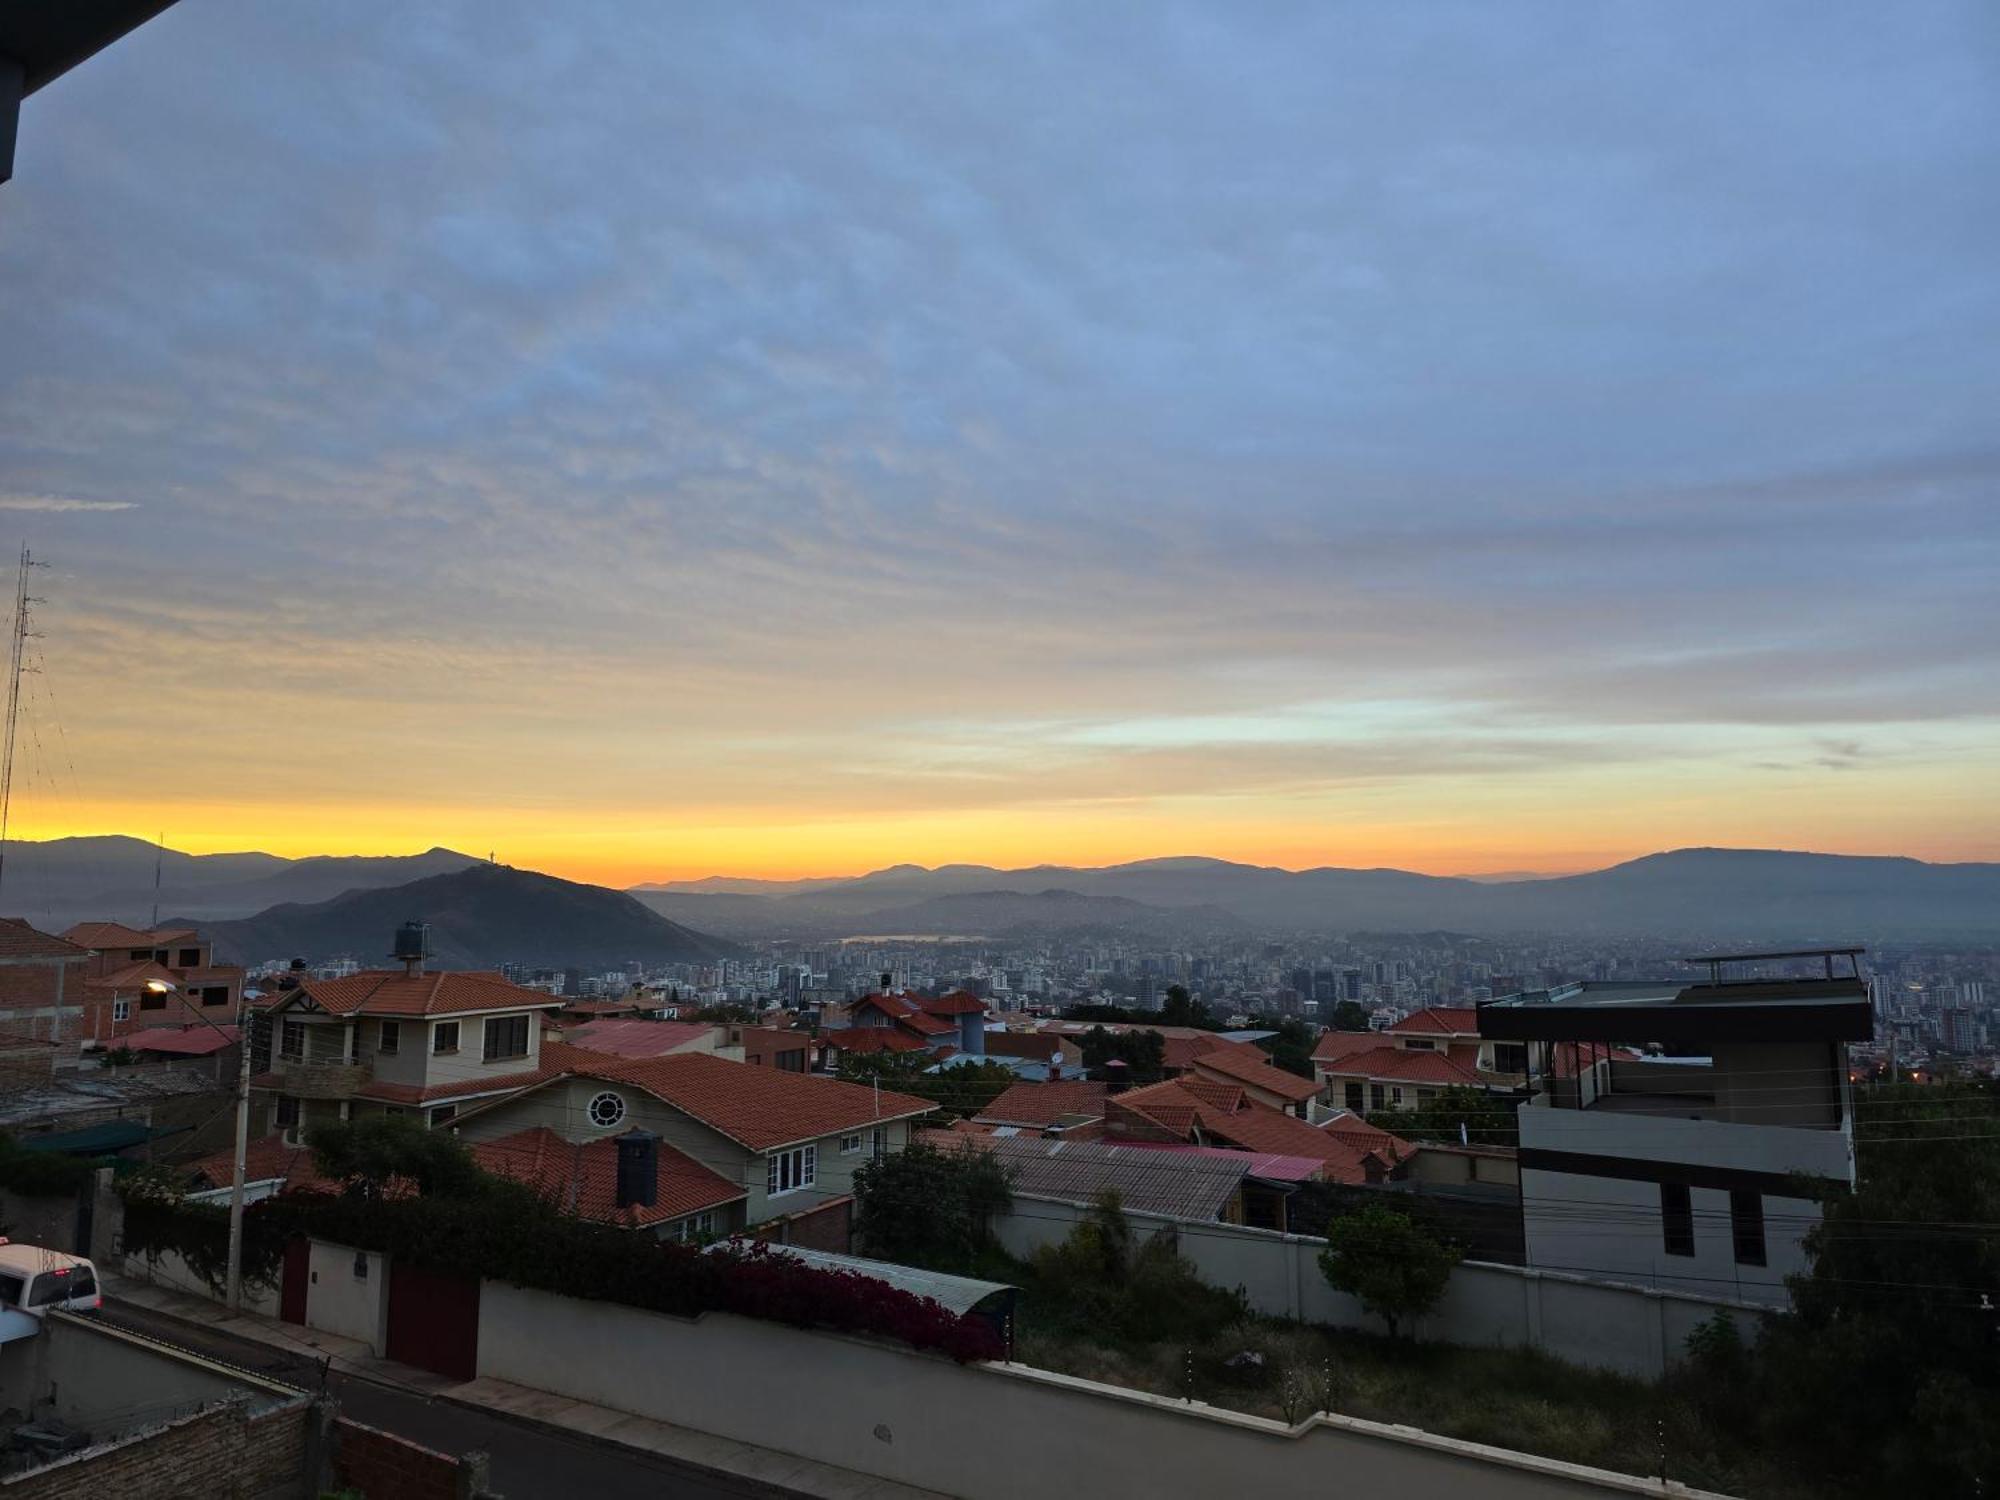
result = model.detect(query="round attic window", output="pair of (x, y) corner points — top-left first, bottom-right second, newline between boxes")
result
(587, 1090), (627, 1129)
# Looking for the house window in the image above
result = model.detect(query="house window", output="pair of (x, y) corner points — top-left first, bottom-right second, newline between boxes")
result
(840, 1133), (863, 1155)
(200, 987), (229, 1007)
(280, 1021), (306, 1062)
(432, 1021), (460, 1055)
(429, 1104), (458, 1126)
(765, 1144), (817, 1197)
(140, 988), (167, 1011)
(112, 999), (130, 1024)
(129, 949), (153, 962)
(275, 1095), (300, 1130)
(1661, 1183), (1695, 1257)
(871, 1127), (887, 1158)
(483, 1013), (530, 1062)
(379, 1021), (400, 1055)
(178, 948), (202, 968)
(1344, 1081), (1364, 1111)
(776, 1048), (806, 1073)
(668, 1211), (715, 1243)
(1369, 1084), (1385, 1111)
(1402, 1038), (1436, 1051)
(1490, 1043), (1528, 1074)
(587, 1091), (627, 1129)
(1730, 1191), (1766, 1267)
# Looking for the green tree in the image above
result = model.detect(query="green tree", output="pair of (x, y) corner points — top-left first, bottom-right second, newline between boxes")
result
(1316, 1204), (1461, 1338)
(853, 1138), (1014, 1271)
(1330, 1001), (1371, 1032)
(1258, 1017), (1318, 1079)
(1028, 1190), (1245, 1345)
(1718, 1082), (2000, 1493)
(309, 1115), (487, 1200)
(1079, 1026), (1166, 1085)
(1368, 1084), (1518, 1149)
(837, 1053), (1021, 1120)
(1158, 985), (1218, 1030)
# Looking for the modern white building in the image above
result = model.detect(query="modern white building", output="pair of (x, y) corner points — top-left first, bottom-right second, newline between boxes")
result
(1477, 948), (1872, 1307)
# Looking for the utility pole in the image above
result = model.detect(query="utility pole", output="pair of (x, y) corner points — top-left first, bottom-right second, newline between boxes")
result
(224, 999), (256, 1312)
(0, 545), (45, 899)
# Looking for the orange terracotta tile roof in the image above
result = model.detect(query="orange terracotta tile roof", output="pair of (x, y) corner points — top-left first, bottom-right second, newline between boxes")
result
(0, 918), (93, 961)
(544, 1049), (937, 1152)
(1386, 1006), (1482, 1038)
(185, 1133), (329, 1193)
(981, 1032), (1068, 1062)
(470, 1125), (744, 1228)
(975, 1079), (1109, 1129)
(86, 960), (182, 992)
(918, 990), (987, 1017)
(566, 1019), (717, 1059)
(125, 1024), (238, 1056)
(1109, 1079), (1411, 1185)
(1314, 1040), (1484, 1088)
(1186, 1046), (1321, 1101)
(278, 970), (567, 1019)
(823, 1028), (928, 1056)
(62, 921), (196, 950)
(850, 993), (956, 1038)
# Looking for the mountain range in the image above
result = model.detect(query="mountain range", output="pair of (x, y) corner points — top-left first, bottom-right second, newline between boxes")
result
(0, 836), (482, 928)
(193, 864), (736, 970)
(628, 848), (2000, 943)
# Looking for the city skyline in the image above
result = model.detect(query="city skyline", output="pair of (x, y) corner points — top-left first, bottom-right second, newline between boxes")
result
(2, 2), (1996, 886)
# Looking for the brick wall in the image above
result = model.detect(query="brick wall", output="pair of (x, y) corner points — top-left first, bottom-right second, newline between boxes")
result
(0, 1397), (307, 1500)
(755, 1192), (853, 1253)
(0, 963), (80, 1046)
(331, 1416), (472, 1500)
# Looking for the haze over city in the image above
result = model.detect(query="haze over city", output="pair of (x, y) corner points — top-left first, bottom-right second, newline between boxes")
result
(1, 2), (1996, 887)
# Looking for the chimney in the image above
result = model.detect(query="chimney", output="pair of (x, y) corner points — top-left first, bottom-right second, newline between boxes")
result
(615, 1129), (659, 1210)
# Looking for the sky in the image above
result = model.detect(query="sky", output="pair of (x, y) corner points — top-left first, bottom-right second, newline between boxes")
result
(0, 1), (1996, 887)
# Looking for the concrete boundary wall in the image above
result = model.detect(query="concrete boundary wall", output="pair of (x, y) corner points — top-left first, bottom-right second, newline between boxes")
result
(476, 1282), (1730, 1500)
(994, 1195), (1759, 1378)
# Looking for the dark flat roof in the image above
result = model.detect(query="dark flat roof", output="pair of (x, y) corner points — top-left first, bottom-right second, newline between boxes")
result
(1478, 978), (1873, 1044)
(1, 1), (176, 94)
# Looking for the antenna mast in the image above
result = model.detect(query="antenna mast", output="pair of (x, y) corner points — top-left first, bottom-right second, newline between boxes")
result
(0, 546), (46, 898)
(151, 829), (164, 929)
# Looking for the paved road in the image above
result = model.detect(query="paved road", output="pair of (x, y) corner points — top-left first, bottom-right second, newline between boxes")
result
(90, 1299), (771, 1499)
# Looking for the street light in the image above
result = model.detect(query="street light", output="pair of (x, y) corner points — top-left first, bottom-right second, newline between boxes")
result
(142, 977), (255, 1313)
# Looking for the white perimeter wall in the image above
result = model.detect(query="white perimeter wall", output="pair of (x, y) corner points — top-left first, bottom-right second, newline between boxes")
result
(476, 1282), (1732, 1500)
(994, 1196), (1757, 1379)
(303, 1240), (388, 1354)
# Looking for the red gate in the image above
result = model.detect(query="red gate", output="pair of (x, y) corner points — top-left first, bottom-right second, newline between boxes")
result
(279, 1236), (310, 1325)
(385, 1262), (480, 1381)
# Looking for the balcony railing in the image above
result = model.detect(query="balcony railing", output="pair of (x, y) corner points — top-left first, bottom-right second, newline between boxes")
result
(272, 1057), (369, 1100)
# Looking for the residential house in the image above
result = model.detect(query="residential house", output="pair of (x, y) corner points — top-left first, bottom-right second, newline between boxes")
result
(1106, 1075), (1411, 1186)
(832, 990), (959, 1054)
(251, 959), (568, 1140)
(1475, 947), (1873, 1306)
(449, 1048), (937, 1228)
(468, 1125), (747, 1242)
(729, 1025), (811, 1072)
(1311, 1006), (1528, 1116)
(971, 1079), (1108, 1137)
(64, 921), (245, 1047)
(1184, 1046), (1320, 1117)
(0, 919), (92, 1052)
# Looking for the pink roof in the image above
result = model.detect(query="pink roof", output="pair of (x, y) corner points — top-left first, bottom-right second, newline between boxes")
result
(124, 1025), (238, 1056)
(567, 1019), (716, 1059)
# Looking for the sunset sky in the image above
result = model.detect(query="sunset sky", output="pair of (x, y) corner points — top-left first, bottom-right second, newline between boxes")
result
(0, 2), (1995, 888)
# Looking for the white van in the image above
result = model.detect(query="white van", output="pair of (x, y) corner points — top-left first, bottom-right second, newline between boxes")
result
(0, 1241), (101, 1343)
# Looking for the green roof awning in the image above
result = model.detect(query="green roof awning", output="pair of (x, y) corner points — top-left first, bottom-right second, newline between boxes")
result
(22, 1120), (185, 1155)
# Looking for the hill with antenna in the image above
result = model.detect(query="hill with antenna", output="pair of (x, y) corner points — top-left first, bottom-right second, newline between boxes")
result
(196, 862), (738, 970)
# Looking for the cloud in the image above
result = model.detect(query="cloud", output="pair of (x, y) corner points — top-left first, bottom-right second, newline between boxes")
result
(0, 496), (136, 512)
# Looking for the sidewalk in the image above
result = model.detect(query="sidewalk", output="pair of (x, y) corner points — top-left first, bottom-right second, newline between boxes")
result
(105, 1272), (948, 1500)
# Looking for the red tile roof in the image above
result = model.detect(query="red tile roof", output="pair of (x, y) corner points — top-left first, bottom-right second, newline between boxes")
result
(1109, 1079), (1411, 1185)
(185, 1133), (329, 1193)
(62, 921), (195, 950)
(850, 993), (956, 1038)
(1387, 1006), (1482, 1038)
(0, 918), (92, 961)
(976, 1080), (1109, 1129)
(981, 1032), (1069, 1062)
(566, 1019), (717, 1059)
(1314, 1041), (1484, 1088)
(277, 970), (566, 1019)
(823, 1028), (928, 1056)
(85, 960), (182, 992)
(505, 1049), (938, 1152)
(1186, 1046), (1321, 1102)
(470, 1125), (744, 1229)
(918, 990), (987, 1017)
(124, 1025), (238, 1056)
